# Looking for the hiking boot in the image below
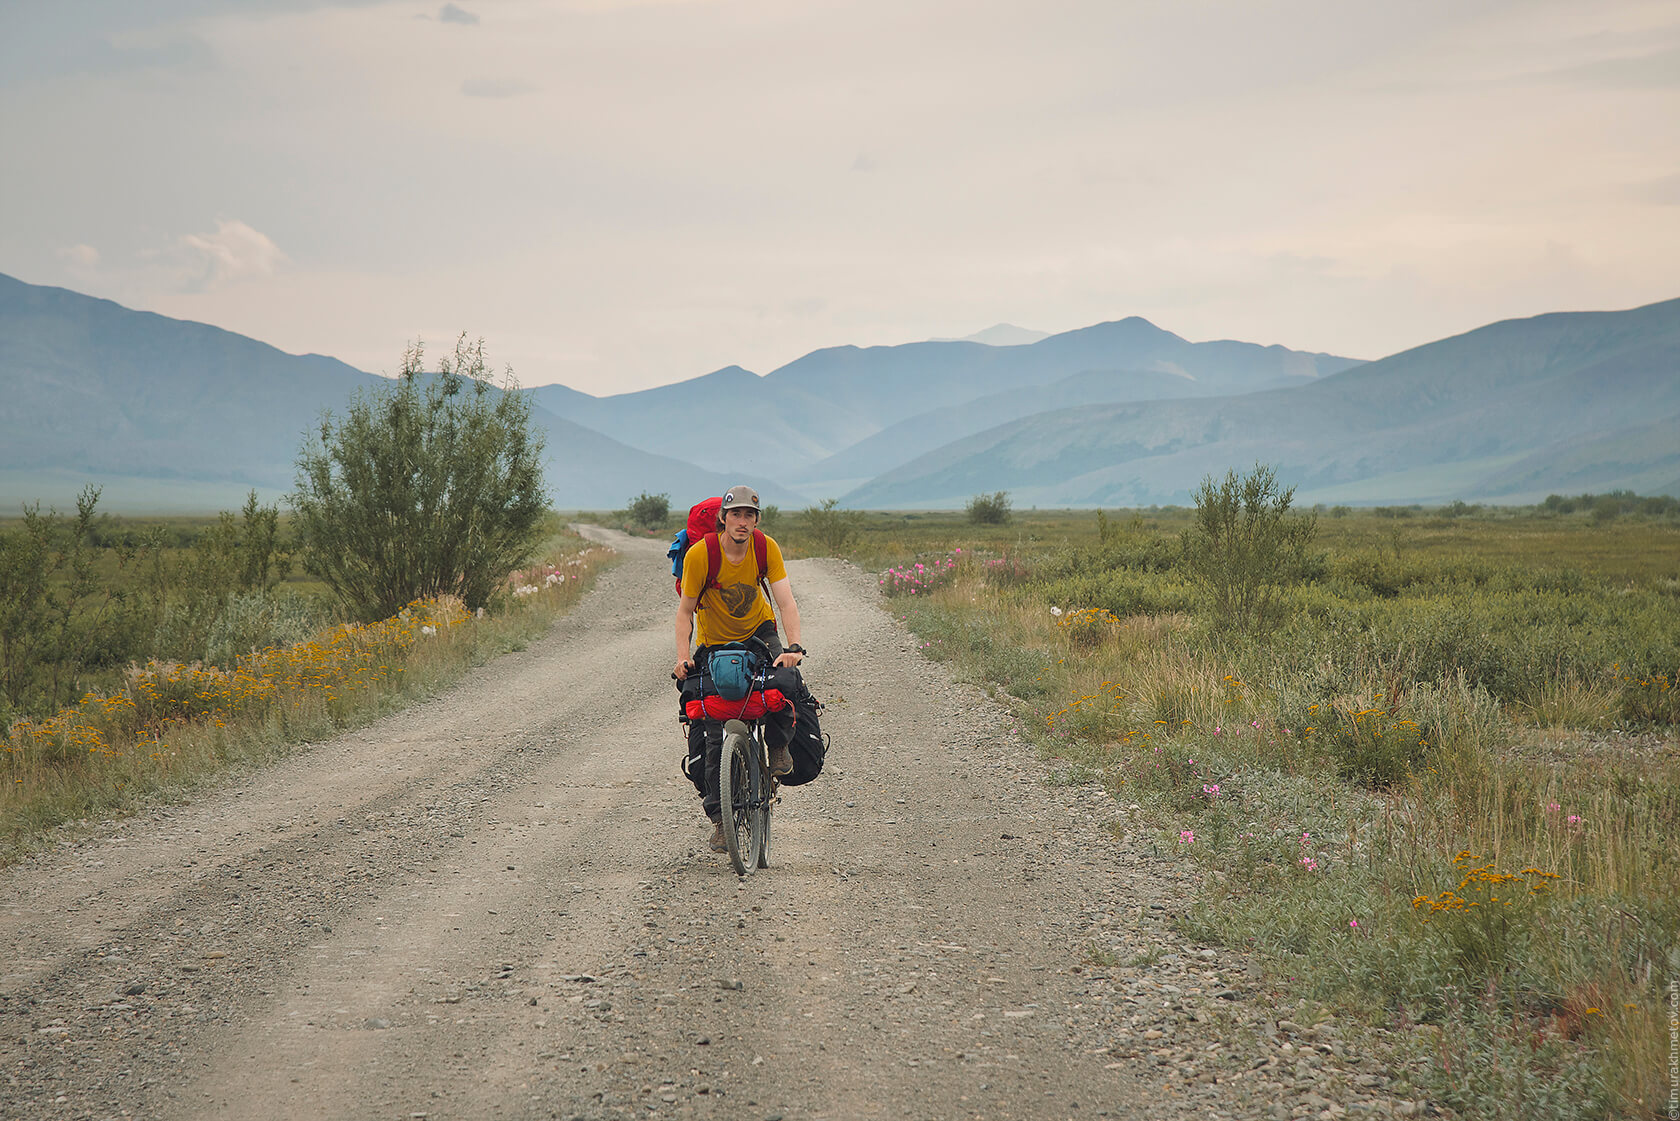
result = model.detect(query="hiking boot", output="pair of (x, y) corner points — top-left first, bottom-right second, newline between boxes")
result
(768, 742), (794, 778)
(708, 821), (728, 852)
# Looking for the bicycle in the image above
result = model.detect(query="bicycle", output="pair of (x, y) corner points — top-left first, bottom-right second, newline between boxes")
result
(677, 636), (787, 876)
(719, 717), (777, 875)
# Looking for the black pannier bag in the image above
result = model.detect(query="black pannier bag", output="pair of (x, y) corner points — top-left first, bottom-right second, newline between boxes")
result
(678, 673), (707, 793)
(774, 667), (827, 786)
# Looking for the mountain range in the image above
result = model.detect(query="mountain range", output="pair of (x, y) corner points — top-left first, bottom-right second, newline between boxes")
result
(1, 271), (1674, 512)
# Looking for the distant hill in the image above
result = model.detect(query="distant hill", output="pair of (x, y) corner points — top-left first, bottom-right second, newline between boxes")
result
(531, 318), (1360, 487)
(0, 274), (792, 513)
(844, 299), (1680, 508)
(931, 324), (1050, 346)
(792, 366), (1243, 497)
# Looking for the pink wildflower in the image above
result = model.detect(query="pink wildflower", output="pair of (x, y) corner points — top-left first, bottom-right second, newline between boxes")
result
(1179, 830), (1195, 844)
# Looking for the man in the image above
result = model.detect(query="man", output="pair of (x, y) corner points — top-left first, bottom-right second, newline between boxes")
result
(672, 484), (806, 853)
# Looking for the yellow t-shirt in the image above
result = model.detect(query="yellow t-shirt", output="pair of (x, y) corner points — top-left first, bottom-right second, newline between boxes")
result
(682, 533), (788, 647)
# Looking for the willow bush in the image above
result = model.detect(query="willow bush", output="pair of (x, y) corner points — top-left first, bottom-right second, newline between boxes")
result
(1182, 463), (1317, 632)
(291, 335), (549, 620)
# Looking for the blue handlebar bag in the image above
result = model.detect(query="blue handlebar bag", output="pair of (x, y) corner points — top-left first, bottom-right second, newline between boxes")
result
(707, 644), (761, 701)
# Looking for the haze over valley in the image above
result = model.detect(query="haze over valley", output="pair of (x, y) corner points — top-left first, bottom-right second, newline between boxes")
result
(2, 272), (1674, 513)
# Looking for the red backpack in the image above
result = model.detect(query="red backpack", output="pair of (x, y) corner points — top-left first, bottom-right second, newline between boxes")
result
(668, 497), (769, 606)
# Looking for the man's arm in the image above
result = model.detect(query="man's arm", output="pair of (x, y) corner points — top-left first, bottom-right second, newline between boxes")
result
(673, 594), (700, 679)
(769, 577), (803, 668)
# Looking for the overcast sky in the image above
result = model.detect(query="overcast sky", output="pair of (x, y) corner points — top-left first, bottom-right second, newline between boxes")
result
(2, 0), (1677, 395)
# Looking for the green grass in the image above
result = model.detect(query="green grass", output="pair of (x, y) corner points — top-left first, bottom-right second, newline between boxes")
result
(1, 529), (617, 864)
(787, 502), (1677, 1120)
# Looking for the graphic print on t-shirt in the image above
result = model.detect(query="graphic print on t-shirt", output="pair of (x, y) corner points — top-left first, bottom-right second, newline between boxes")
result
(719, 582), (758, 617)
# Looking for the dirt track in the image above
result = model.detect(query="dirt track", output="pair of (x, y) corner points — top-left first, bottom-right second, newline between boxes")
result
(1, 528), (1409, 1121)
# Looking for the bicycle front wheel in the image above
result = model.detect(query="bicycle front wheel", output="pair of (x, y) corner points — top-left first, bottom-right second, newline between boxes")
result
(756, 729), (774, 869)
(720, 721), (762, 875)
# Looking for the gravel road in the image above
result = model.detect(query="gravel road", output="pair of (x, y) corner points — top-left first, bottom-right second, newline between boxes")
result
(1, 527), (1421, 1121)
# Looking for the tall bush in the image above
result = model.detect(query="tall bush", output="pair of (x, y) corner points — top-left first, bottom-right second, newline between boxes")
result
(1182, 463), (1316, 632)
(290, 335), (549, 620)
(802, 498), (863, 553)
(967, 491), (1012, 525)
(625, 491), (670, 530)
(0, 488), (133, 721)
(149, 491), (293, 663)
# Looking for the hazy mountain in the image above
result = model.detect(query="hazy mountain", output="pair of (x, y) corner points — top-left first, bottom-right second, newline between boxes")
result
(530, 318), (1360, 488)
(530, 366), (876, 478)
(844, 299), (1680, 508)
(931, 324), (1050, 346)
(791, 366), (1218, 496)
(0, 274), (795, 513)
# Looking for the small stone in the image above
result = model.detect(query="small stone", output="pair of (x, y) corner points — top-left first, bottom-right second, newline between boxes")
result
(365, 1018), (391, 1030)
(123, 982), (147, 996)
(718, 979), (744, 991)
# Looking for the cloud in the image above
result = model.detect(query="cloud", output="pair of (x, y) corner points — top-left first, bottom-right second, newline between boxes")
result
(851, 152), (878, 173)
(0, 31), (217, 85)
(461, 78), (535, 98)
(1629, 171), (1680, 205)
(58, 244), (101, 269)
(439, 3), (479, 25)
(1533, 44), (1680, 89)
(179, 219), (286, 289)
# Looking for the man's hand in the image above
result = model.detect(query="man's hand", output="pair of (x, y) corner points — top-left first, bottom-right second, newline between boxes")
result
(773, 651), (803, 669)
(673, 659), (694, 681)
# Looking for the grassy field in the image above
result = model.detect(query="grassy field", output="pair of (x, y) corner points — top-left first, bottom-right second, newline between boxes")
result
(771, 500), (1677, 1121)
(0, 526), (616, 863)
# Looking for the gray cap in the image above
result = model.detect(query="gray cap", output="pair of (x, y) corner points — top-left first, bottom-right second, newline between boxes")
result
(721, 484), (761, 512)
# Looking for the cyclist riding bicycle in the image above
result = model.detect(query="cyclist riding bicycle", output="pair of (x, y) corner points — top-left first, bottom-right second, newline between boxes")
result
(672, 484), (806, 853)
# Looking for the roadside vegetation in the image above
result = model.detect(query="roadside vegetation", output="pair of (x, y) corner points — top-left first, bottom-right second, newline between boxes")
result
(778, 483), (1679, 1121)
(1, 336), (615, 863)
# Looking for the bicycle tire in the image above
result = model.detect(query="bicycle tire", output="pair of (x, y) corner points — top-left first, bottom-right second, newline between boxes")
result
(755, 727), (774, 869)
(720, 721), (760, 875)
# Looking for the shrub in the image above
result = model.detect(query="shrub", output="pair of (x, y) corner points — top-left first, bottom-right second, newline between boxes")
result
(624, 491), (670, 530)
(204, 591), (327, 670)
(801, 498), (863, 554)
(290, 335), (549, 620)
(966, 491), (1012, 525)
(0, 487), (124, 720)
(1182, 463), (1316, 632)
(1316, 700), (1431, 788)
